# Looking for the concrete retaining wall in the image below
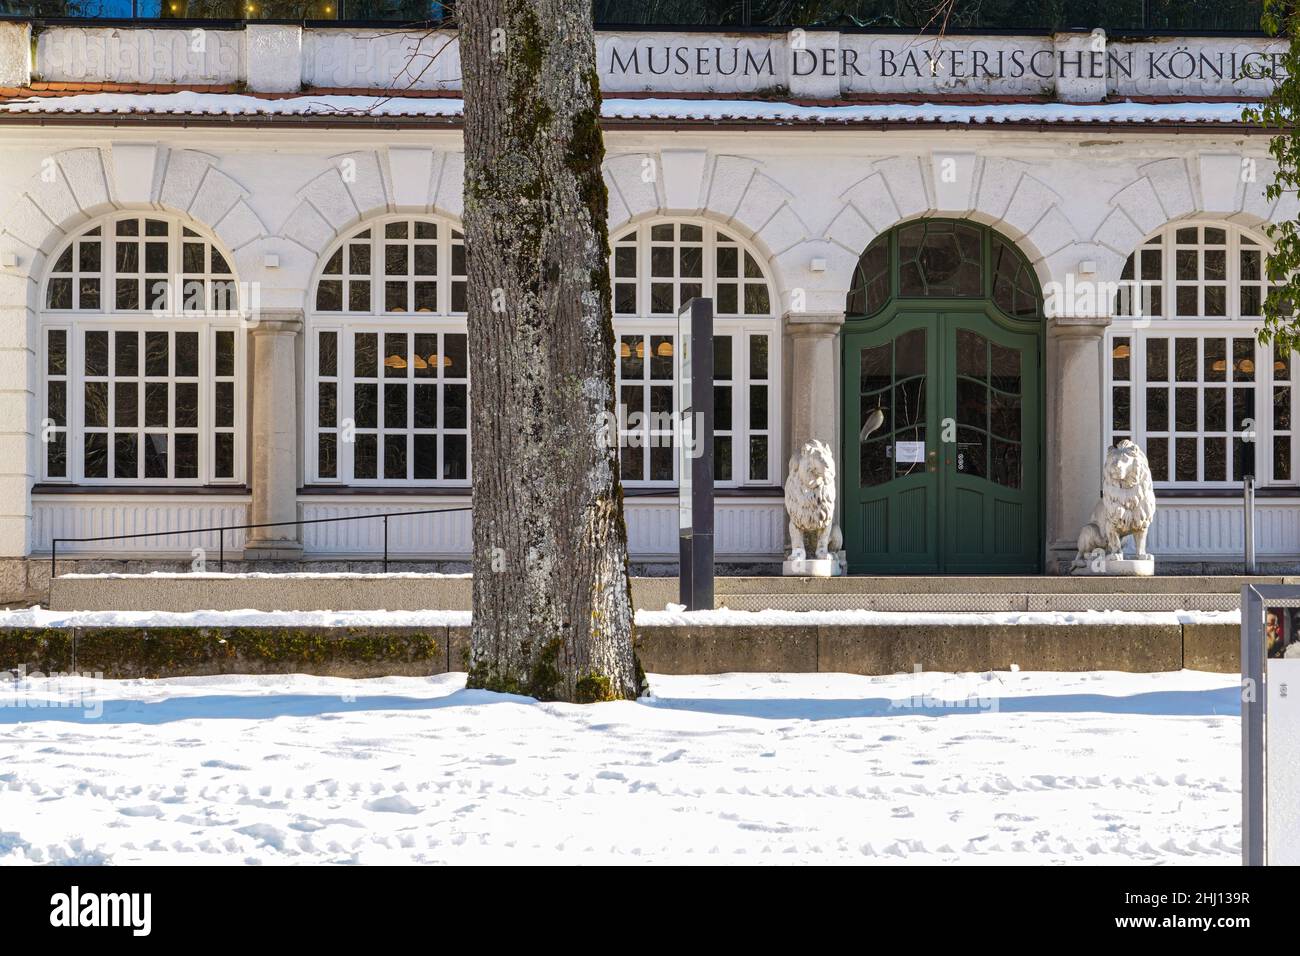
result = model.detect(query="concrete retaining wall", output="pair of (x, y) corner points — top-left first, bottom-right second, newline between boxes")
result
(0, 620), (1242, 680)
(635, 623), (1211, 674)
(0, 626), (446, 680)
(45, 573), (1292, 613)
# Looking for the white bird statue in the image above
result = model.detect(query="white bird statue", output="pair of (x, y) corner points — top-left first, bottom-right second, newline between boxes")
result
(860, 407), (885, 442)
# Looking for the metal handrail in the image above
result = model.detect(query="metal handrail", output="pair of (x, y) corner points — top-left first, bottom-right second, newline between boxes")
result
(43, 485), (746, 588)
(49, 506), (473, 580)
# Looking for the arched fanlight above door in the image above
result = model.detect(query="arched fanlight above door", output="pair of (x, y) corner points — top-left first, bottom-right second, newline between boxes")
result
(847, 219), (1042, 321)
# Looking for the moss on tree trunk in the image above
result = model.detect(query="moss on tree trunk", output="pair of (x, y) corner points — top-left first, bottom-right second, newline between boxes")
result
(460, 0), (639, 702)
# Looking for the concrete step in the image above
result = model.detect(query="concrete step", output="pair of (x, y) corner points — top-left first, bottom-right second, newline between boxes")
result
(46, 571), (1267, 613)
(716, 592), (1241, 612)
(707, 575), (1293, 595)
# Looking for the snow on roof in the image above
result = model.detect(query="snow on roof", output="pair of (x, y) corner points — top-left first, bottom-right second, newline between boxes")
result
(0, 91), (1255, 125)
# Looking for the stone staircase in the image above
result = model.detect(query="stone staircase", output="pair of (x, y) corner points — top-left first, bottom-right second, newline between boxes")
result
(32, 572), (1270, 676)
(47, 571), (1280, 613)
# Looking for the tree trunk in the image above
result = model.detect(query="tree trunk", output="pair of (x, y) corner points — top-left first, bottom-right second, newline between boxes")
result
(459, 0), (639, 702)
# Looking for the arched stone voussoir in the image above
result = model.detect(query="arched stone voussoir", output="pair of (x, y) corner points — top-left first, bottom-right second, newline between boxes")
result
(294, 166), (364, 233)
(24, 167), (86, 239)
(840, 172), (900, 234)
(872, 156), (930, 220)
(752, 202), (813, 257)
(55, 147), (113, 219)
(330, 150), (389, 217)
(158, 147), (222, 213)
(730, 170), (796, 241)
(1106, 176), (1163, 239)
(1092, 207), (1147, 258)
(973, 156), (1032, 224)
(1020, 205), (1077, 261)
(211, 199), (270, 254)
(187, 166), (250, 233)
(432, 152), (464, 218)
(0, 147), (114, 259)
(604, 152), (659, 222)
(997, 174), (1067, 239)
(823, 202), (876, 259)
(1138, 157), (1196, 221)
(704, 154), (761, 222)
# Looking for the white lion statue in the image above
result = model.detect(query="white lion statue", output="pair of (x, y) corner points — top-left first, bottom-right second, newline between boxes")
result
(784, 439), (842, 561)
(1071, 439), (1157, 572)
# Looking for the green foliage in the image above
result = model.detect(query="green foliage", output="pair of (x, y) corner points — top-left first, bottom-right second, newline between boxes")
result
(1246, 0), (1300, 356)
(574, 672), (615, 703)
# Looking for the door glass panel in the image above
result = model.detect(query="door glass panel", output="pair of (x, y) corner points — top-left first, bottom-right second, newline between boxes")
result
(858, 330), (926, 486)
(956, 377), (985, 427)
(956, 328), (986, 380)
(955, 329), (1024, 490)
(895, 328), (926, 378)
(893, 377), (926, 479)
(991, 438), (1022, 489)
(990, 389), (1021, 443)
(859, 341), (892, 487)
(955, 326), (988, 478)
(990, 342), (1021, 394)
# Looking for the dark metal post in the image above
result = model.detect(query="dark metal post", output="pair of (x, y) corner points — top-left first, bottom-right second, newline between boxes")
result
(50, 538), (57, 584)
(219, 529), (225, 573)
(1244, 475), (1256, 575)
(383, 515), (389, 573)
(677, 297), (714, 610)
(1241, 585), (1265, 865)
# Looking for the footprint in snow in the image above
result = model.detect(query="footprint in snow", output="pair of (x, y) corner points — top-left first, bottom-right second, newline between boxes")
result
(362, 794), (421, 815)
(201, 760), (249, 771)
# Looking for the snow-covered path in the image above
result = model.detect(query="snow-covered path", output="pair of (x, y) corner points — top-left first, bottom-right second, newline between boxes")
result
(0, 670), (1240, 865)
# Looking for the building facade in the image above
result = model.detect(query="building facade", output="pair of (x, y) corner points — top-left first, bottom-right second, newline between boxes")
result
(0, 17), (1296, 597)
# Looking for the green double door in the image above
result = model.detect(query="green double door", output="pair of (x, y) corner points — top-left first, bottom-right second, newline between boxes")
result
(842, 310), (1042, 574)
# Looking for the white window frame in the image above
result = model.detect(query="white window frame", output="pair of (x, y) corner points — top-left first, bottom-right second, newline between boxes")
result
(307, 215), (470, 488)
(1106, 221), (1297, 490)
(39, 214), (246, 487)
(610, 219), (781, 488)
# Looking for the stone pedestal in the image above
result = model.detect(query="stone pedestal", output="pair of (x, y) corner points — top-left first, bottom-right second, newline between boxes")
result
(246, 312), (303, 561)
(1046, 315), (1110, 573)
(1071, 555), (1155, 577)
(783, 557), (838, 577)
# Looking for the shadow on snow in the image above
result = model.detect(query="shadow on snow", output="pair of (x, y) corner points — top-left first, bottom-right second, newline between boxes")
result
(0, 684), (1241, 725)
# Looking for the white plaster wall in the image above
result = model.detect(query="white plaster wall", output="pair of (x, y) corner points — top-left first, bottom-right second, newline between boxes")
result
(0, 125), (1294, 559)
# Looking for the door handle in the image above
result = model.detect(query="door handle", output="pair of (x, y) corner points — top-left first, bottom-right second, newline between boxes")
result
(927, 449), (937, 473)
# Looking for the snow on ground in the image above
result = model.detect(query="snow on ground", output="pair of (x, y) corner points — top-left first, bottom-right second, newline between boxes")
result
(0, 669), (1240, 865)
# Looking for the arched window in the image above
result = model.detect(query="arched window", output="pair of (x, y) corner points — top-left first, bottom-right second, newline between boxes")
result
(1107, 222), (1296, 488)
(40, 214), (244, 485)
(308, 217), (469, 486)
(610, 220), (779, 486)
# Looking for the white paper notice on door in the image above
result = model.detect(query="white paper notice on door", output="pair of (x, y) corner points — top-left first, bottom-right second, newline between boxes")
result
(896, 441), (925, 463)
